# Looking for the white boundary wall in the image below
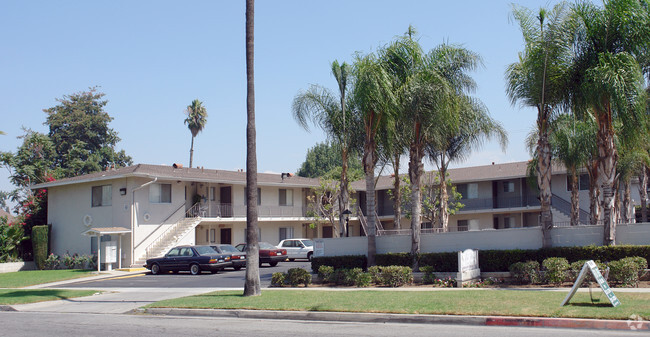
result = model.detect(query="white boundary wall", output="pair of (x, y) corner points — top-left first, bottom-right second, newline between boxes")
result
(317, 223), (650, 257)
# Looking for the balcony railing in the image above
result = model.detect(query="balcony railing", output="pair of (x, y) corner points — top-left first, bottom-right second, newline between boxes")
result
(455, 195), (541, 211)
(195, 203), (309, 218)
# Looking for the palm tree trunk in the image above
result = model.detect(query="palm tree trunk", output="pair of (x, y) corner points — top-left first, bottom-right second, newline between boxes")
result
(392, 152), (401, 230)
(243, 0), (260, 297)
(597, 107), (618, 246)
(587, 159), (600, 225)
(408, 126), (423, 271)
(638, 168), (648, 222)
(570, 170), (579, 226)
(338, 148), (349, 237)
(189, 136), (195, 168)
(438, 162), (449, 232)
(623, 178), (633, 223)
(363, 123), (377, 267)
(537, 123), (553, 247)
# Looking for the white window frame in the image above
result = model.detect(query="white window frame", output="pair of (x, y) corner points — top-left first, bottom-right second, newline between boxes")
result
(467, 183), (478, 199)
(279, 227), (294, 241)
(209, 187), (216, 201)
(91, 185), (112, 207)
(457, 220), (469, 231)
(279, 189), (294, 206)
(149, 183), (172, 203)
(503, 181), (515, 193)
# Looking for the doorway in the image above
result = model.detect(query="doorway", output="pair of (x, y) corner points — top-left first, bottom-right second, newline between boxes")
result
(220, 186), (232, 217)
(220, 228), (232, 244)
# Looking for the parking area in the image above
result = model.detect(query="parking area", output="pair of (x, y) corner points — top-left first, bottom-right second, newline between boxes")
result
(53, 260), (312, 289)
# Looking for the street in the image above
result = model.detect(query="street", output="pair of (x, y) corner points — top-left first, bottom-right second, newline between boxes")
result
(56, 260), (312, 289)
(1, 312), (646, 337)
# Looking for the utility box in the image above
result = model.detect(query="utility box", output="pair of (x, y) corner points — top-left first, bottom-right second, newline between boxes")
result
(101, 240), (117, 266)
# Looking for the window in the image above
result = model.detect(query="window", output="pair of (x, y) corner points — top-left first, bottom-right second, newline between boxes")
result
(458, 183), (478, 199)
(279, 189), (293, 206)
(503, 181), (515, 193)
(210, 229), (216, 243)
(92, 185), (112, 207)
(149, 183), (171, 203)
(503, 216), (513, 228)
(457, 220), (469, 231)
(567, 174), (590, 191)
(421, 222), (433, 229)
(209, 187), (216, 201)
(279, 227), (294, 241)
(244, 187), (261, 205)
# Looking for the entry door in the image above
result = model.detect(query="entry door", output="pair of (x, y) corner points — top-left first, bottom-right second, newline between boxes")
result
(322, 226), (333, 238)
(220, 228), (232, 244)
(220, 186), (232, 217)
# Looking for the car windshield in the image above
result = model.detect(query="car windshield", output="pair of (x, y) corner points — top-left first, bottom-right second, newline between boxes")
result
(301, 240), (313, 247)
(194, 246), (219, 256)
(218, 245), (240, 253)
(259, 242), (275, 249)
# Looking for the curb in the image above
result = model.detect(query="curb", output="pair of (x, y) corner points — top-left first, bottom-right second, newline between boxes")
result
(140, 308), (650, 331)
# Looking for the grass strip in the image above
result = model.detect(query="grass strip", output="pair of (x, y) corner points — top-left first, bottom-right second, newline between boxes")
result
(0, 270), (96, 288)
(0, 289), (98, 305)
(148, 289), (650, 321)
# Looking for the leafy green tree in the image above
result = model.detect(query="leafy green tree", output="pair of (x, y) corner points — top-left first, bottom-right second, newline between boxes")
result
(44, 88), (132, 177)
(184, 99), (208, 168)
(296, 142), (361, 177)
(505, 2), (573, 247)
(570, 0), (650, 245)
(243, 0), (261, 297)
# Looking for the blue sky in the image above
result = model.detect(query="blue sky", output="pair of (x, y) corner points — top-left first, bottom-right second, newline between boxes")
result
(0, 0), (561, 208)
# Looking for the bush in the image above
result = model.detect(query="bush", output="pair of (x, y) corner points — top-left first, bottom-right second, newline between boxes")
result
(62, 253), (76, 269)
(376, 252), (411, 266)
(509, 261), (540, 284)
(431, 277), (455, 288)
(418, 252), (458, 271)
(419, 266), (436, 284)
(31, 225), (49, 270)
(286, 268), (312, 287)
(542, 257), (569, 286)
(43, 253), (60, 270)
(367, 266), (381, 284)
(354, 272), (372, 287)
(271, 272), (285, 287)
(311, 255), (366, 272)
(569, 260), (608, 286)
(376, 266), (413, 287)
(318, 265), (334, 282)
(608, 257), (647, 287)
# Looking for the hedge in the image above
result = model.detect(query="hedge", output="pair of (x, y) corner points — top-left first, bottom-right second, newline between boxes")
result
(312, 245), (650, 272)
(32, 225), (49, 270)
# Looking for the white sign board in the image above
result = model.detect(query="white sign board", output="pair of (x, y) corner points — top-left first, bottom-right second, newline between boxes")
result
(314, 239), (325, 257)
(101, 241), (117, 263)
(457, 249), (480, 287)
(561, 260), (621, 307)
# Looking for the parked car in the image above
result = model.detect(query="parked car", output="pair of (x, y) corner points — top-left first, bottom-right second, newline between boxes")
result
(277, 238), (314, 261)
(144, 245), (231, 275)
(211, 244), (247, 271)
(235, 242), (287, 267)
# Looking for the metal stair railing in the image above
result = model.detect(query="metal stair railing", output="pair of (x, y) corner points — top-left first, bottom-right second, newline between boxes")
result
(551, 193), (590, 224)
(141, 203), (202, 260)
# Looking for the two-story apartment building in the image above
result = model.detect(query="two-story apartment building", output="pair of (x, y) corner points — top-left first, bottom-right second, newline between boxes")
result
(34, 161), (642, 269)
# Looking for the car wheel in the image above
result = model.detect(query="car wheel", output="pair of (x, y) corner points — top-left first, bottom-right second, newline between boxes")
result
(307, 252), (313, 262)
(151, 263), (161, 275)
(233, 266), (242, 271)
(190, 264), (201, 275)
(269, 262), (278, 267)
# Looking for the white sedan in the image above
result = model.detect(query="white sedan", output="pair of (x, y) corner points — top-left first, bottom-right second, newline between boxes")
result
(277, 238), (314, 261)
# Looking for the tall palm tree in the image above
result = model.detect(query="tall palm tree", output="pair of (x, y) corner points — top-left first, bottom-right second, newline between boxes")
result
(293, 60), (356, 237)
(243, 0), (260, 297)
(505, 2), (573, 247)
(570, 0), (650, 245)
(184, 99), (208, 168)
(549, 114), (594, 226)
(352, 52), (395, 267)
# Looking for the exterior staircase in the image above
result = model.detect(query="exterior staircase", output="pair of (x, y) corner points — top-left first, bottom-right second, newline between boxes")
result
(550, 193), (590, 226)
(134, 206), (203, 266)
(357, 207), (384, 236)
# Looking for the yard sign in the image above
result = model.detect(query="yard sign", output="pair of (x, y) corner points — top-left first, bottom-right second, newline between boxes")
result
(561, 260), (620, 307)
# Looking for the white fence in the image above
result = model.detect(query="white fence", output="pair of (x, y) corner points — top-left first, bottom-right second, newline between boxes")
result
(316, 223), (650, 257)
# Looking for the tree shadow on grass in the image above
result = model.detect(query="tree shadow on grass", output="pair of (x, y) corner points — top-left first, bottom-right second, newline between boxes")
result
(0, 289), (81, 304)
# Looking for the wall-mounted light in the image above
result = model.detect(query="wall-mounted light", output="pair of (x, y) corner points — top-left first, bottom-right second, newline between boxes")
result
(120, 188), (127, 196)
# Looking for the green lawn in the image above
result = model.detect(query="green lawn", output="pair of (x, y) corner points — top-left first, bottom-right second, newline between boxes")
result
(0, 289), (98, 305)
(148, 289), (650, 321)
(0, 269), (96, 288)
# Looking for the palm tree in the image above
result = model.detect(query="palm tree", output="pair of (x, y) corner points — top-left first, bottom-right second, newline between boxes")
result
(549, 114), (594, 226)
(505, 2), (573, 247)
(352, 51), (395, 267)
(293, 60), (356, 237)
(570, 0), (650, 245)
(243, 0), (260, 297)
(184, 99), (208, 168)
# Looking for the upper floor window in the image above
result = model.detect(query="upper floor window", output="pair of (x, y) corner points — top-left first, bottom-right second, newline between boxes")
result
(567, 174), (589, 191)
(91, 185), (112, 207)
(149, 183), (171, 203)
(457, 183), (478, 199)
(503, 181), (515, 193)
(209, 187), (216, 201)
(279, 189), (293, 206)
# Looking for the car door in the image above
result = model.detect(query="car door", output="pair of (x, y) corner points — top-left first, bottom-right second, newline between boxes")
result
(176, 247), (195, 271)
(281, 240), (297, 259)
(161, 247), (180, 270)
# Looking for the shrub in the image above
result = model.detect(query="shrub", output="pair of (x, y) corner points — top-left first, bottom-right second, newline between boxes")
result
(43, 253), (60, 270)
(377, 266), (413, 287)
(286, 268), (312, 287)
(608, 257), (647, 287)
(569, 260), (608, 285)
(32, 225), (49, 270)
(509, 261), (540, 284)
(432, 277), (455, 287)
(271, 272), (286, 287)
(542, 257), (569, 286)
(419, 266), (436, 284)
(367, 266), (382, 284)
(62, 253), (76, 269)
(418, 252), (458, 271)
(354, 272), (372, 287)
(318, 265), (334, 282)
(376, 252), (411, 266)
(311, 255), (366, 272)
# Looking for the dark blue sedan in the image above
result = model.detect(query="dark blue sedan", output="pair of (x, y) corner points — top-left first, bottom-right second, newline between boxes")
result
(145, 245), (231, 275)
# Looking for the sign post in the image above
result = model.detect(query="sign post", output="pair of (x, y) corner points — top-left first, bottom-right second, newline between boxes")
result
(561, 260), (620, 307)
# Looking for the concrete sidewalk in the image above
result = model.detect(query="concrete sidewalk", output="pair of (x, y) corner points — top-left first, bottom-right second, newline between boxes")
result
(6, 271), (650, 331)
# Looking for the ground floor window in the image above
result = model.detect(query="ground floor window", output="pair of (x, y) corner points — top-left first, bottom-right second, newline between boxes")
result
(279, 227), (294, 241)
(457, 220), (469, 231)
